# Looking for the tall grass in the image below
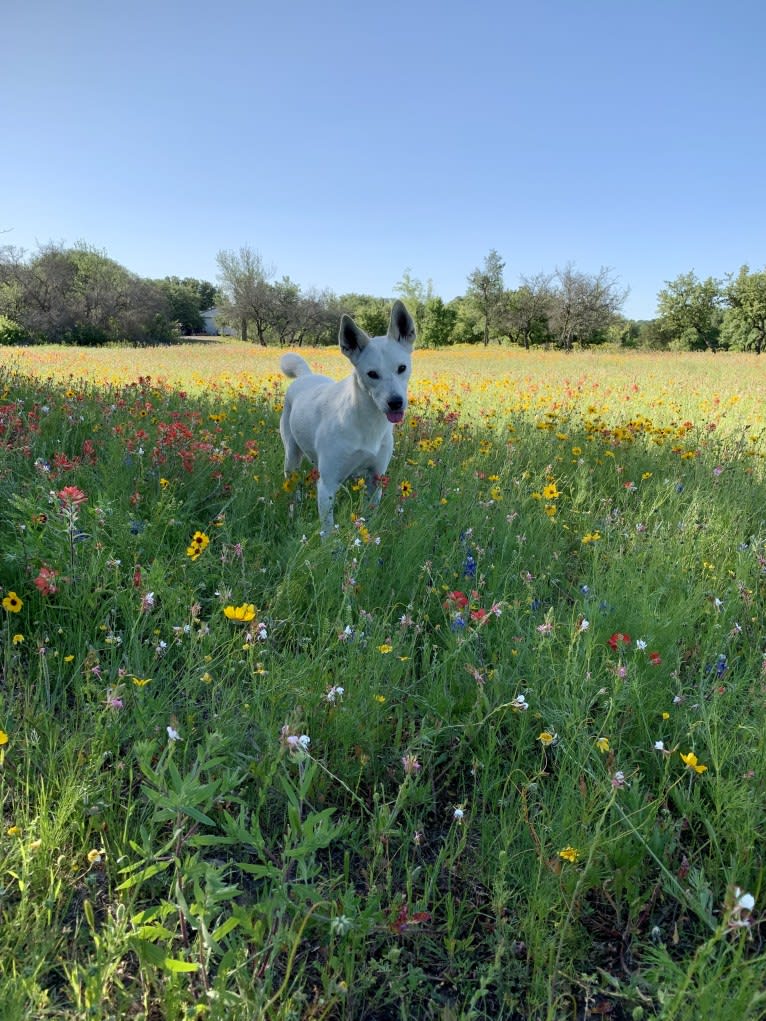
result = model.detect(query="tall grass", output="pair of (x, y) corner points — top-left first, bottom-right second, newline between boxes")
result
(0, 347), (765, 1020)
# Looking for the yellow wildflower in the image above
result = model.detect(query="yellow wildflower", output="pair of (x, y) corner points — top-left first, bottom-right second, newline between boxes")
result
(680, 751), (708, 774)
(2, 592), (23, 613)
(186, 531), (210, 560)
(224, 603), (256, 622)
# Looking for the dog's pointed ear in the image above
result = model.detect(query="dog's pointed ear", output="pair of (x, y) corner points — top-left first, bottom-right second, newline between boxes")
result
(339, 314), (370, 363)
(388, 300), (416, 347)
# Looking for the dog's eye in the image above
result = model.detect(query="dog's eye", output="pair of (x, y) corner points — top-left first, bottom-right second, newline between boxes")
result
(397, 364), (407, 374)
(367, 370), (380, 380)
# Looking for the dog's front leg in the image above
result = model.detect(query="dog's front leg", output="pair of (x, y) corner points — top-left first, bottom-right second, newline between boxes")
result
(316, 477), (336, 537)
(366, 471), (383, 510)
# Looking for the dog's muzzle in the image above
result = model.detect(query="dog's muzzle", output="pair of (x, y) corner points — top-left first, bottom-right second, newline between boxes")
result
(386, 396), (405, 424)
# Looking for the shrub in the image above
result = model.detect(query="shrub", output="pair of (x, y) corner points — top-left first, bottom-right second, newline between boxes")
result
(0, 314), (29, 345)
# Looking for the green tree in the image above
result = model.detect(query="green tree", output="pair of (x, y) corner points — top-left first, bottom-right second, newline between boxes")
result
(290, 288), (339, 347)
(0, 242), (172, 344)
(419, 296), (457, 347)
(635, 319), (667, 349)
(466, 249), (506, 346)
(508, 272), (554, 348)
(722, 265), (766, 354)
(656, 271), (723, 351)
(268, 276), (304, 346)
(157, 277), (218, 335)
(550, 264), (627, 349)
(216, 247), (274, 344)
(449, 295), (483, 344)
(606, 318), (641, 348)
(337, 294), (389, 337)
(394, 268), (434, 339)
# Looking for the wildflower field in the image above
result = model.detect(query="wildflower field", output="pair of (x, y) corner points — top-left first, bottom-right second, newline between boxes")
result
(1, 341), (766, 1021)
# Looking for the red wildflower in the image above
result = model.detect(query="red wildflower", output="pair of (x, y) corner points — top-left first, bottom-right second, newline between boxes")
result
(649, 651), (662, 666)
(608, 632), (631, 651)
(34, 565), (58, 597)
(53, 453), (81, 472)
(58, 486), (87, 508)
(444, 590), (469, 609)
(390, 903), (431, 934)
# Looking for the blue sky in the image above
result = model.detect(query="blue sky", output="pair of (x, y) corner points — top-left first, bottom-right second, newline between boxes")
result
(3, 0), (765, 320)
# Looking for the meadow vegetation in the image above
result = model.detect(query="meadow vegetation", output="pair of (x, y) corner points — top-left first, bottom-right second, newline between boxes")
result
(0, 344), (765, 1020)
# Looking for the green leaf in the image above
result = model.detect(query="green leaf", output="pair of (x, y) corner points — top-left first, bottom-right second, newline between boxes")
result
(237, 862), (283, 881)
(177, 804), (217, 827)
(135, 923), (177, 942)
(116, 859), (173, 891)
(210, 915), (240, 942)
(186, 833), (238, 848)
(162, 957), (200, 973)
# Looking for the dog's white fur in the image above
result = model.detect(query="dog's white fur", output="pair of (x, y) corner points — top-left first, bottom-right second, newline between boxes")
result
(280, 300), (416, 535)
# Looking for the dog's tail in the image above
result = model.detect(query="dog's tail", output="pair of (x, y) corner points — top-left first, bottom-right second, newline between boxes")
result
(280, 354), (312, 379)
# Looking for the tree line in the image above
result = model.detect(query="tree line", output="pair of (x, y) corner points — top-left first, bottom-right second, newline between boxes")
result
(1, 241), (764, 352)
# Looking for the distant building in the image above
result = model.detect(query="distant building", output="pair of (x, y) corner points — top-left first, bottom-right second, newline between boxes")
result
(200, 307), (236, 336)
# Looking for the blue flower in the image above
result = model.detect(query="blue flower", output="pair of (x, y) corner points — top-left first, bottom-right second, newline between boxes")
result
(705, 654), (728, 679)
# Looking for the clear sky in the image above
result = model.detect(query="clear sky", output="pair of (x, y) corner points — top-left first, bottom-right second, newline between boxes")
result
(3, 0), (765, 320)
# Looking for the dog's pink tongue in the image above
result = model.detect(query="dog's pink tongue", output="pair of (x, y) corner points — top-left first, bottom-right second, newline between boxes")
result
(386, 411), (405, 424)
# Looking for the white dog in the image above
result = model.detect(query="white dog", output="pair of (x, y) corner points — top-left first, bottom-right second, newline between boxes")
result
(280, 300), (416, 535)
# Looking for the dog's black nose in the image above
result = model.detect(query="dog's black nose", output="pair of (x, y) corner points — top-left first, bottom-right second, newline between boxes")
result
(388, 395), (404, 411)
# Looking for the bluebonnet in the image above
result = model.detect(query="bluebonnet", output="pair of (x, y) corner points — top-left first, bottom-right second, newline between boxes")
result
(705, 654), (728, 679)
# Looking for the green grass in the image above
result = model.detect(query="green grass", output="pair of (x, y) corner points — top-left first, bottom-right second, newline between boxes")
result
(0, 352), (765, 1020)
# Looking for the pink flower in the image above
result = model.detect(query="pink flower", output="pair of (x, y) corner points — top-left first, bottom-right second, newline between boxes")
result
(104, 688), (124, 710)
